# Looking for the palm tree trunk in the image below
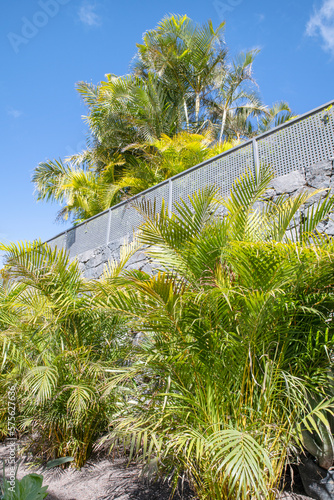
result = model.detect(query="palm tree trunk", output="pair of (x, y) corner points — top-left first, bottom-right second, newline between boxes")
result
(184, 98), (189, 131)
(219, 107), (227, 145)
(195, 92), (200, 128)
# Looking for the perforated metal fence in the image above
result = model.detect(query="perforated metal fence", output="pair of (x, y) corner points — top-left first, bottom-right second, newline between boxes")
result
(47, 100), (334, 259)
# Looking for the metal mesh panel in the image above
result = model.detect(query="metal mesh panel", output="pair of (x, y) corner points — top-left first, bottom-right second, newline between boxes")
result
(137, 182), (170, 213)
(66, 211), (110, 258)
(172, 142), (253, 207)
(45, 102), (334, 260)
(107, 182), (170, 243)
(107, 203), (140, 243)
(47, 233), (67, 252)
(257, 106), (334, 176)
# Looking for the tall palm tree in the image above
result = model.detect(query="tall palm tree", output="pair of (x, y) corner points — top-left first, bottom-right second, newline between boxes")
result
(221, 100), (294, 140)
(257, 101), (294, 132)
(76, 72), (185, 167)
(135, 14), (227, 130)
(207, 50), (267, 143)
(33, 14), (293, 225)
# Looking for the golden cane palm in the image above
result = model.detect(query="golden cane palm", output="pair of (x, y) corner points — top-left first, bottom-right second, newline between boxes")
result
(76, 72), (184, 161)
(135, 14), (227, 129)
(32, 158), (124, 224)
(115, 132), (236, 195)
(0, 241), (137, 467)
(93, 165), (334, 499)
(33, 14), (289, 226)
(3, 163), (334, 495)
(207, 50), (267, 144)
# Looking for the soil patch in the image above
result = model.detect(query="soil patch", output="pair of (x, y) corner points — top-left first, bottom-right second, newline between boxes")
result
(0, 439), (194, 500)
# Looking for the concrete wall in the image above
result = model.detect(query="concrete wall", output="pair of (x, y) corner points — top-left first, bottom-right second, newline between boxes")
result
(76, 159), (334, 279)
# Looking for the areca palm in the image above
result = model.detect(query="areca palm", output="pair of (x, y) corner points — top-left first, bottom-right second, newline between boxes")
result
(33, 14), (292, 224)
(33, 133), (236, 223)
(207, 50), (268, 143)
(222, 164), (334, 243)
(135, 14), (227, 129)
(116, 132), (236, 194)
(92, 166), (334, 499)
(221, 100), (293, 139)
(0, 240), (138, 467)
(76, 72), (184, 166)
(32, 158), (123, 224)
(258, 101), (294, 132)
(3, 164), (334, 492)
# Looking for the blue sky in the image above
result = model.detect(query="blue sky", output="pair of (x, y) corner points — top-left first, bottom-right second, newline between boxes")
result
(1, 0), (333, 257)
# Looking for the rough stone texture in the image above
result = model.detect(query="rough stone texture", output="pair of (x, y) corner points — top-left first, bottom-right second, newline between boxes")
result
(298, 458), (334, 500)
(76, 239), (154, 280)
(270, 170), (306, 195)
(306, 160), (333, 190)
(326, 214), (334, 235)
(74, 160), (334, 279)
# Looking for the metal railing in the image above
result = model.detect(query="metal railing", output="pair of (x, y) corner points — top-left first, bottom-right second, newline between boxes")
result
(47, 100), (334, 259)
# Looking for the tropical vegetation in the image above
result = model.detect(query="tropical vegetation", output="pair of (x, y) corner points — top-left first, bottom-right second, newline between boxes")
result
(4, 11), (332, 500)
(32, 133), (235, 224)
(1, 164), (334, 499)
(32, 14), (293, 225)
(1, 463), (48, 500)
(0, 241), (139, 467)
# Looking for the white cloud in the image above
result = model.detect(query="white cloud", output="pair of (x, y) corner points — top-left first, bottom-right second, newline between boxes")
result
(78, 3), (101, 27)
(7, 108), (22, 118)
(306, 0), (334, 54)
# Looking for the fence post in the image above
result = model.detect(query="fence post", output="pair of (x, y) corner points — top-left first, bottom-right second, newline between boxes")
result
(252, 138), (260, 181)
(168, 178), (173, 217)
(64, 230), (69, 251)
(106, 208), (112, 245)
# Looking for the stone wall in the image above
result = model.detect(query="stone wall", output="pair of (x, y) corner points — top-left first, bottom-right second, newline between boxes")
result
(77, 241), (151, 279)
(76, 159), (334, 279)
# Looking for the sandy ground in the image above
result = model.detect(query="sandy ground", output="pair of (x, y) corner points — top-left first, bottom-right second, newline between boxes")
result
(0, 439), (312, 500)
(0, 439), (195, 500)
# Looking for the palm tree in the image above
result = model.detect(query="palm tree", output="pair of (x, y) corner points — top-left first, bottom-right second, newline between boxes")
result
(3, 164), (334, 489)
(219, 100), (293, 140)
(33, 14), (293, 224)
(206, 50), (268, 143)
(0, 240), (139, 467)
(93, 166), (334, 499)
(75, 72), (185, 169)
(135, 14), (227, 129)
(257, 101), (294, 132)
(115, 131), (236, 194)
(32, 158), (123, 224)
